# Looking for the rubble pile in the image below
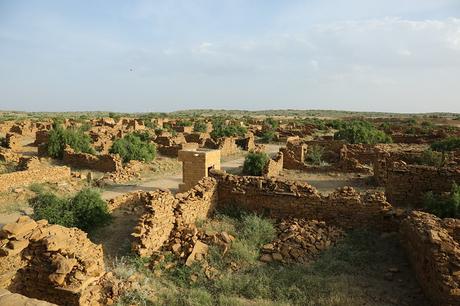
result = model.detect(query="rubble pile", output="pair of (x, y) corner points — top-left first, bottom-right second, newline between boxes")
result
(0, 216), (105, 306)
(260, 218), (344, 264)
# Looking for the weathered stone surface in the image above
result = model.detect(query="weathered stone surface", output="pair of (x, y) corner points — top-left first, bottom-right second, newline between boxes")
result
(0, 217), (105, 306)
(400, 211), (460, 306)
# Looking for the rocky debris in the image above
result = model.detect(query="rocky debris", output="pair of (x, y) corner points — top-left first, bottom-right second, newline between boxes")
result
(0, 216), (105, 306)
(260, 218), (344, 264)
(153, 223), (234, 267)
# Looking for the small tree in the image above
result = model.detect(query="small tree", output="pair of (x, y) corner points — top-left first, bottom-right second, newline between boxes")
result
(47, 125), (95, 158)
(243, 152), (269, 176)
(418, 149), (443, 167)
(431, 137), (460, 164)
(110, 133), (156, 163)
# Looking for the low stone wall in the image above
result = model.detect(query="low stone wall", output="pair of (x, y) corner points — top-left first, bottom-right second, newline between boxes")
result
(211, 171), (396, 231)
(373, 144), (428, 185)
(0, 217), (105, 305)
(0, 166), (71, 192)
(263, 152), (283, 177)
(235, 135), (256, 151)
(385, 163), (460, 207)
(400, 211), (460, 306)
(62, 147), (122, 173)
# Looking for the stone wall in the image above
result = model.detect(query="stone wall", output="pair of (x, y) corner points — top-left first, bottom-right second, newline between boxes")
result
(263, 152), (283, 177)
(279, 142), (307, 170)
(305, 140), (346, 163)
(211, 170), (396, 231)
(204, 137), (238, 157)
(131, 191), (176, 257)
(158, 142), (200, 158)
(175, 177), (218, 226)
(0, 166), (71, 192)
(385, 163), (460, 207)
(400, 211), (460, 306)
(62, 147), (122, 173)
(235, 134), (256, 151)
(373, 144), (428, 185)
(0, 216), (105, 305)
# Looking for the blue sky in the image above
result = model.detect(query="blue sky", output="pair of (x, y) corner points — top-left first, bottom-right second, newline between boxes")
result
(1, 0), (460, 113)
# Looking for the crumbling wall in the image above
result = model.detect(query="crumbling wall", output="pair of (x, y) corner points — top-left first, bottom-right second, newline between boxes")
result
(0, 166), (71, 192)
(129, 178), (218, 257)
(0, 147), (20, 163)
(385, 163), (460, 207)
(0, 216), (105, 305)
(158, 142), (199, 157)
(175, 177), (218, 226)
(400, 211), (460, 306)
(263, 152), (283, 177)
(204, 137), (238, 157)
(279, 141), (308, 170)
(62, 147), (122, 173)
(235, 134), (256, 151)
(5, 133), (21, 150)
(131, 191), (176, 257)
(212, 171), (396, 231)
(373, 144), (429, 185)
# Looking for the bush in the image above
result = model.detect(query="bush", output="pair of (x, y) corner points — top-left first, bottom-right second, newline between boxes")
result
(418, 149), (443, 167)
(176, 120), (193, 127)
(243, 152), (269, 176)
(47, 125), (95, 158)
(110, 133), (156, 163)
(334, 120), (392, 144)
(194, 121), (208, 133)
(423, 183), (460, 218)
(306, 145), (324, 166)
(260, 130), (275, 143)
(31, 188), (110, 231)
(431, 137), (460, 152)
(264, 117), (278, 129)
(211, 120), (247, 138)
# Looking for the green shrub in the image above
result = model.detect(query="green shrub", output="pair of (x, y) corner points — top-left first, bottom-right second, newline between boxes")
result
(176, 120), (193, 127)
(334, 120), (392, 144)
(423, 183), (460, 218)
(243, 152), (269, 176)
(30, 188), (110, 231)
(193, 121), (208, 132)
(211, 122), (247, 138)
(306, 145), (324, 166)
(264, 117), (278, 129)
(418, 149), (443, 167)
(110, 134), (156, 163)
(47, 125), (95, 158)
(431, 137), (460, 152)
(260, 130), (275, 143)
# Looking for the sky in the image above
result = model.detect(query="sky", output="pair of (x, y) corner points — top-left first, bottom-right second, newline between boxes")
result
(0, 0), (460, 113)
